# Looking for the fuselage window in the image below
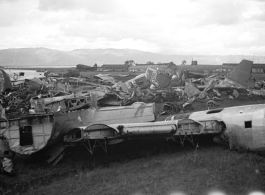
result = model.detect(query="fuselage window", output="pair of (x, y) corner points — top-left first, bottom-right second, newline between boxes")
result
(244, 121), (252, 128)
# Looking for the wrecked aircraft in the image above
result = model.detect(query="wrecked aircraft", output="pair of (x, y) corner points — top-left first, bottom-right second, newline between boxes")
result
(167, 104), (265, 151)
(0, 102), (155, 165)
(64, 103), (265, 153)
(2, 100), (265, 170)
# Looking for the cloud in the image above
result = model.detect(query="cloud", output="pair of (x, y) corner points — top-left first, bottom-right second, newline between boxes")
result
(0, 0), (264, 56)
(250, 7), (265, 21)
(197, 0), (248, 26)
(38, 0), (116, 14)
(252, 0), (265, 2)
(0, 0), (19, 3)
(0, 0), (37, 27)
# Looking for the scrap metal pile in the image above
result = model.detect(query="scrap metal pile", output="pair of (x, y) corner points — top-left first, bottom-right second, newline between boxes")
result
(1, 59), (265, 175)
(0, 59), (260, 119)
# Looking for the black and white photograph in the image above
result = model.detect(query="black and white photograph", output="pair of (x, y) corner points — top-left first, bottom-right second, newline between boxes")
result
(0, 0), (265, 194)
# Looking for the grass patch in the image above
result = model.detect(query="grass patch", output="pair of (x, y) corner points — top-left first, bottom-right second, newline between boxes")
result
(25, 146), (265, 195)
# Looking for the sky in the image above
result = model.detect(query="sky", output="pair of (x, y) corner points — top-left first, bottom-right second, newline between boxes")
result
(0, 0), (265, 55)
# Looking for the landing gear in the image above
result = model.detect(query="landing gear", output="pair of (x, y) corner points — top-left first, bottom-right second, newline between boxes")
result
(170, 133), (195, 146)
(82, 139), (108, 155)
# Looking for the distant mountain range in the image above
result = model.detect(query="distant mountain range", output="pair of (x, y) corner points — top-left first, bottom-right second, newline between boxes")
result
(0, 47), (264, 67)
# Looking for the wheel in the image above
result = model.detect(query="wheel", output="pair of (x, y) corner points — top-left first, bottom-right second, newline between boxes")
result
(207, 100), (217, 108)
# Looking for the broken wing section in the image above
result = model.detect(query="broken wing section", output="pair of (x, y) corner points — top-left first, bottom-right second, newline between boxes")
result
(49, 102), (156, 147)
(65, 118), (204, 142)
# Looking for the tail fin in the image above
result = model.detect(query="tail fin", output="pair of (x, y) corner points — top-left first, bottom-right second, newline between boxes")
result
(226, 60), (254, 88)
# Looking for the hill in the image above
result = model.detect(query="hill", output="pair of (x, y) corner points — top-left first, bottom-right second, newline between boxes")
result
(0, 47), (264, 67)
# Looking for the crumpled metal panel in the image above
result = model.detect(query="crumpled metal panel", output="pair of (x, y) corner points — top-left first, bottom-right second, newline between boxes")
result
(184, 82), (201, 97)
(145, 66), (173, 88)
(2, 158), (14, 173)
(30, 94), (91, 113)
